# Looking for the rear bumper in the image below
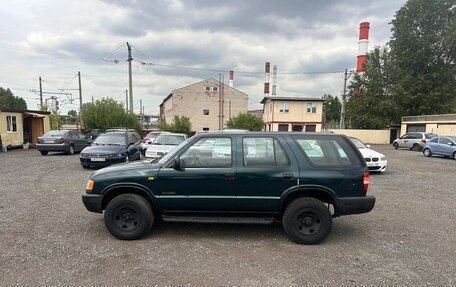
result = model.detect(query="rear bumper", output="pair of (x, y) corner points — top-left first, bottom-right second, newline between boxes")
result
(335, 196), (375, 216)
(82, 193), (103, 213)
(36, 143), (68, 152)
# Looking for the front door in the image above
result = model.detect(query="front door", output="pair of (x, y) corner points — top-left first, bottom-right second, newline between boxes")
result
(157, 136), (236, 212)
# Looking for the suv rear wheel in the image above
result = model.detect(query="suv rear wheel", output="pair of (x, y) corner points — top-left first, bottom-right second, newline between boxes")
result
(104, 194), (153, 240)
(282, 197), (332, 245)
(412, 143), (421, 151)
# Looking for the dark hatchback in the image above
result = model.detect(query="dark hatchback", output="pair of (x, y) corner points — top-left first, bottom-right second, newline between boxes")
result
(36, 130), (89, 155)
(82, 132), (375, 244)
(80, 131), (142, 168)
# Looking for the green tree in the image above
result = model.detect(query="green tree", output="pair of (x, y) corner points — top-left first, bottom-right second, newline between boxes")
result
(81, 98), (141, 131)
(158, 115), (192, 135)
(389, 0), (456, 116)
(225, 113), (264, 131)
(323, 94), (341, 124)
(67, 110), (78, 117)
(0, 87), (27, 110)
(346, 46), (398, 129)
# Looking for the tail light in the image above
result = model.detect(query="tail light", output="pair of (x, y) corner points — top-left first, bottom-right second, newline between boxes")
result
(142, 138), (150, 143)
(363, 172), (370, 192)
(59, 138), (64, 144)
(36, 139), (40, 144)
(421, 139), (426, 144)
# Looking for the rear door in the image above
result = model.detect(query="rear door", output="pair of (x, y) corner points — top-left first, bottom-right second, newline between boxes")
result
(235, 135), (298, 212)
(438, 137), (453, 156)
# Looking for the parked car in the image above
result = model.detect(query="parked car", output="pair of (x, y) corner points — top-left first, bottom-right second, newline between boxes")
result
(392, 132), (438, 151)
(423, 136), (456, 159)
(36, 130), (89, 155)
(82, 132), (375, 245)
(79, 130), (142, 168)
(140, 131), (166, 154)
(349, 137), (387, 172)
(144, 133), (188, 160)
(87, 129), (103, 140)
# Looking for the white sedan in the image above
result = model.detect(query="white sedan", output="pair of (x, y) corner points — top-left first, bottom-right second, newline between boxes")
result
(350, 137), (387, 173)
(145, 133), (187, 160)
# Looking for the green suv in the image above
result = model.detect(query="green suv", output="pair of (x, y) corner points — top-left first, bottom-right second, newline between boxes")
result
(82, 132), (375, 244)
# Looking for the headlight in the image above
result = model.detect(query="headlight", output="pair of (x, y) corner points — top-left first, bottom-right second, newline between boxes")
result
(80, 153), (89, 158)
(86, 179), (94, 191)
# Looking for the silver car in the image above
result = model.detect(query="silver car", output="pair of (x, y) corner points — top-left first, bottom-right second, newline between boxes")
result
(36, 130), (90, 155)
(145, 133), (187, 159)
(392, 132), (437, 151)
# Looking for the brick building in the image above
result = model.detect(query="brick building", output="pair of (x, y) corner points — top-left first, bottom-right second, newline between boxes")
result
(159, 79), (248, 132)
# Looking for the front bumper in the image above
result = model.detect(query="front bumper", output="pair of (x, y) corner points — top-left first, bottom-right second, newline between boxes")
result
(82, 193), (103, 213)
(334, 196), (376, 216)
(80, 156), (126, 168)
(366, 160), (387, 172)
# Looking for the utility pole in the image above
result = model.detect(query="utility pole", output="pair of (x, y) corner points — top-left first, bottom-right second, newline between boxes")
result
(140, 99), (143, 126)
(125, 90), (128, 113)
(339, 69), (354, 129)
(126, 42), (133, 114)
(39, 76), (43, 109)
(78, 71), (83, 128)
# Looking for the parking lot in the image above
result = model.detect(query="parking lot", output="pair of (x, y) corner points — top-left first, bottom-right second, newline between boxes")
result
(0, 145), (455, 286)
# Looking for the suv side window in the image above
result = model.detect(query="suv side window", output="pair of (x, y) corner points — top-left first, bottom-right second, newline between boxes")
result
(430, 137), (439, 143)
(180, 137), (232, 168)
(293, 136), (361, 167)
(242, 137), (289, 167)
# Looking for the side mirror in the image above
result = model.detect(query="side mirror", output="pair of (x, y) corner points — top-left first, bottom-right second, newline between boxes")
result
(366, 144), (371, 148)
(172, 157), (184, 171)
(87, 140), (92, 144)
(448, 142), (453, 146)
(147, 141), (153, 144)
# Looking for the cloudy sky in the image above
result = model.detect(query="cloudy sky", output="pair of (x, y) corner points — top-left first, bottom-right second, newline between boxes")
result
(0, 0), (406, 115)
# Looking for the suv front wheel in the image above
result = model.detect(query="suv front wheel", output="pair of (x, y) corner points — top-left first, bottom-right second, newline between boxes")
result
(104, 194), (154, 240)
(282, 197), (332, 245)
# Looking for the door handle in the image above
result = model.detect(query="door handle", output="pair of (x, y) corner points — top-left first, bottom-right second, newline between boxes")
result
(282, 173), (295, 180)
(225, 173), (236, 181)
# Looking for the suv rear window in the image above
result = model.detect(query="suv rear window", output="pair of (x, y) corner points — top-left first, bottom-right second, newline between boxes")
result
(425, 133), (437, 139)
(293, 136), (362, 167)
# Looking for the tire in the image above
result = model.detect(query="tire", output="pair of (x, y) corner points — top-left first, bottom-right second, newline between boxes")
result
(393, 142), (399, 149)
(125, 154), (130, 163)
(104, 194), (153, 240)
(282, 197), (332, 245)
(423, 148), (432, 157)
(453, 152), (456, 160)
(67, 144), (75, 155)
(412, 143), (421, 151)
(40, 151), (48, 156)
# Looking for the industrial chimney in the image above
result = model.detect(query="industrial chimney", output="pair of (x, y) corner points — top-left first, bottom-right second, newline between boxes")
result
(229, 70), (234, 87)
(356, 22), (370, 73)
(264, 62), (270, 97)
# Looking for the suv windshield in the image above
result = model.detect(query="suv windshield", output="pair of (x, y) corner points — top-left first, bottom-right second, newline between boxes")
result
(154, 135), (185, 145)
(93, 133), (127, 146)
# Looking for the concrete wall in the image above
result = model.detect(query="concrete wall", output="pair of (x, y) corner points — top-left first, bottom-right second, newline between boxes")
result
(163, 79), (248, 132)
(332, 129), (391, 144)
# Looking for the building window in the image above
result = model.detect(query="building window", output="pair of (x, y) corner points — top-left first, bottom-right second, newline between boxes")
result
(279, 103), (289, 113)
(204, 86), (218, 92)
(213, 86), (218, 92)
(6, 115), (17, 132)
(278, 124), (289, 131)
(203, 127), (209, 131)
(203, 109), (210, 116)
(307, 103), (316, 113)
(204, 86), (211, 91)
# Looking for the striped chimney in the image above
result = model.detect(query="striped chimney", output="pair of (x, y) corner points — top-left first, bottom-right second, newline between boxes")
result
(229, 70), (234, 87)
(264, 62), (270, 96)
(356, 22), (370, 73)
